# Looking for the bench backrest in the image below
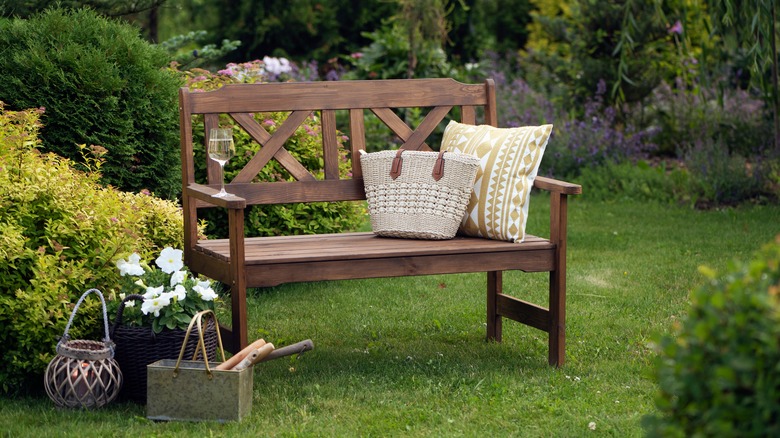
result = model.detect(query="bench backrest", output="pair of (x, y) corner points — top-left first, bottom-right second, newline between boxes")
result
(179, 78), (496, 209)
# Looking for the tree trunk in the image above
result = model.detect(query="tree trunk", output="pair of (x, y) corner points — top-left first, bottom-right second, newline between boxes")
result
(148, 6), (159, 44)
(771, 1), (779, 154)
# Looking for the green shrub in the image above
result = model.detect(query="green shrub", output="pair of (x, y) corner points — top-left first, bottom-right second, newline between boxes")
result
(644, 80), (773, 157)
(576, 160), (687, 204)
(344, 23), (455, 80)
(177, 61), (365, 238)
(0, 7), (182, 198)
(645, 235), (780, 437)
(682, 138), (767, 208)
(0, 103), (184, 394)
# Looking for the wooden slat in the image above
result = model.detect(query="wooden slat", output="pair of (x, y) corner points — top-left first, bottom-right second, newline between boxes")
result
(461, 106), (476, 125)
(191, 179), (365, 207)
(371, 108), (433, 151)
(185, 79), (489, 113)
(229, 112), (316, 182)
(399, 105), (452, 150)
(321, 109), (340, 180)
(484, 78), (498, 127)
(204, 114), (221, 185)
(195, 232), (552, 264)
(233, 110), (313, 183)
(230, 112), (271, 143)
(349, 109), (366, 178)
(232, 112), (316, 181)
(496, 294), (550, 332)
(534, 176), (583, 195)
(178, 89), (199, 261)
(238, 249), (553, 287)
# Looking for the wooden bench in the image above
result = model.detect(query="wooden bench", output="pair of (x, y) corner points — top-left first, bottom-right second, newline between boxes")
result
(178, 78), (582, 366)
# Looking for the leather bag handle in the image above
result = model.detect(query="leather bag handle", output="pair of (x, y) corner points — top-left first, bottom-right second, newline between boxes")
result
(389, 149), (447, 181)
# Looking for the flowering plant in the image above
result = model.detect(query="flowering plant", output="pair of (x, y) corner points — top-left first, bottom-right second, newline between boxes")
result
(110, 247), (220, 333)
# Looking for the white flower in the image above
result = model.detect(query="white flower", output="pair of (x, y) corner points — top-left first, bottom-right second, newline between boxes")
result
(116, 253), (144, 276)
(155, 247), (184, 274)
(171, 284), (187, 301)
(193, 280), (218, 301)
(588, 422), (596, 431)
(141, 294), (171, 317)
(144, 286), (164, 299)
(262, 56), (292, 76)
(124, 300), (135, 308)
(170, 270), (187, 286)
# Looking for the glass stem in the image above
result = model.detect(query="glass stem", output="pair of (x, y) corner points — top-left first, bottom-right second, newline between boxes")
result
(220, 165), (226, 194)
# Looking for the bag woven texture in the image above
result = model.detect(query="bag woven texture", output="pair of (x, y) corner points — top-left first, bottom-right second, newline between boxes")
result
(360, 149), (479, 240)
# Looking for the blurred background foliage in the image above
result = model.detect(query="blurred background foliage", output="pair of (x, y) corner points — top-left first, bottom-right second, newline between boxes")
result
(0, 0), (778, 208)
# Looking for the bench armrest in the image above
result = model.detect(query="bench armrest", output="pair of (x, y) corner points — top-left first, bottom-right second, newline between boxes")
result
(186, 183), (247, 209)
(533, 176), (582, 195)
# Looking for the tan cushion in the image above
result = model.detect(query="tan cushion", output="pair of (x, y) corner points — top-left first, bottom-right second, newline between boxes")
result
(441, 120), (552, 242)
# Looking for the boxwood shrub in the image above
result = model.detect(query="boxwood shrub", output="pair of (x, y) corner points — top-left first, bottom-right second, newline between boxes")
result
(0, 7), (181, 198)
(646, 235), (780, 436)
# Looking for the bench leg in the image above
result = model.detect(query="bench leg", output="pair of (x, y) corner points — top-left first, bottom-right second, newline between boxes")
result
(487, 271), (502, 342)
(548, 269), (565, 367)
(548, 192), (568, 367)
(227, 208), (248, 354)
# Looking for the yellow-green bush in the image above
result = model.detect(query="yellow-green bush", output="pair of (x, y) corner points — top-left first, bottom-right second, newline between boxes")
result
(0, 103), (184, 393)
(646, 235), (780, 436)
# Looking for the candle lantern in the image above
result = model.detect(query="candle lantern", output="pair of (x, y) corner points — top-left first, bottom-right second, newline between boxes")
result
(44, 289), (122, 409)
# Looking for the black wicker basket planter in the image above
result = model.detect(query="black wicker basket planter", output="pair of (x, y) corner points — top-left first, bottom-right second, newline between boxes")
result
(110, 294), (218, 403)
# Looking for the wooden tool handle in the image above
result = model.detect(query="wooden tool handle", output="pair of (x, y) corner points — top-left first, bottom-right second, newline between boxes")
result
(232, 343), (274, 371)
(259, 339), (314, 362)
(215, 338), (266, 371)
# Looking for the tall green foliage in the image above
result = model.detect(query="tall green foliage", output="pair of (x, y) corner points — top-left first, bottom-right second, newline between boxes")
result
(0, 0), (166, 18)
(709, 0), (779, 153)
(524, 0), (699, 109)
(0, 103), (184, 394)
(0, 7), (182, 198)
(200, 0), (395, 64)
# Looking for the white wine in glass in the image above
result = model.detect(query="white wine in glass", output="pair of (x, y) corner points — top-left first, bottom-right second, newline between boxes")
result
(208, 128), (236, 198)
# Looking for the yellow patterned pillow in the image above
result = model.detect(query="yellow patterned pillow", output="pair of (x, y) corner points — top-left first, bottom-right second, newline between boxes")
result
(441, 120), (552, 242)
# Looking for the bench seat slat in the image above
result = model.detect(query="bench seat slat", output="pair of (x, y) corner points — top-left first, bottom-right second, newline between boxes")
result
(190, 233), (555, 288)
(194, 232), (552, 265)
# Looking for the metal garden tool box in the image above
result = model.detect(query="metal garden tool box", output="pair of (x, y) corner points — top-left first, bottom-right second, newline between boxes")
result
(146, 310), (253, 422)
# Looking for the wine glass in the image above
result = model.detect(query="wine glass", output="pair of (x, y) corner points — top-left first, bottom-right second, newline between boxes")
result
(207, 128), (236, 198)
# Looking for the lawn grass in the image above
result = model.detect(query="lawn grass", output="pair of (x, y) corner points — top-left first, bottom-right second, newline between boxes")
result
(2, 195), (779, 437)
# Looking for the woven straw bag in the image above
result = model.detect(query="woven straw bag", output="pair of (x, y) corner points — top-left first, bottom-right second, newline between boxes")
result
(360, 149), (479, 240)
